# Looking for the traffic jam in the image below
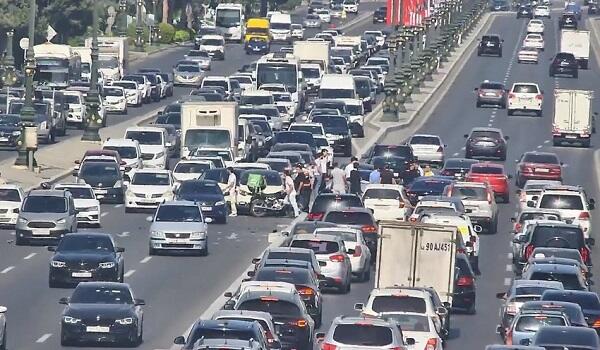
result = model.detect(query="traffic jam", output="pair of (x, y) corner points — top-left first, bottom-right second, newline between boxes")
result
(1, 0), (600, 348)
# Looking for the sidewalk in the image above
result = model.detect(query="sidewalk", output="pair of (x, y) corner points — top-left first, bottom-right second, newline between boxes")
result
(353, 12), (509, 157)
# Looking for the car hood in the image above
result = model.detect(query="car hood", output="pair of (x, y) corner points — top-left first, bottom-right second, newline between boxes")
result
(54, 251), (115, 263)
(177, 193), (223, 203)
(82, 176), (119, 188)
(0, 125), (21, 133)
(65, 303), (134, 320)
(128, 184), (171, 193)
(150, 221), (207, 232)
(20, 212), (68, 221)
(73, 198), (99, 209)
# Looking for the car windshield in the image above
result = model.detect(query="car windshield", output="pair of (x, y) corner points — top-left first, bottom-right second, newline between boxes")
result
(539, 195), (584, 210)
(372, 157), (406, 169)
(57, 235), (113, 251)
(515, 286), (553, 297)
(409, 179), (451, 193)
(373, 145), (412, 158)
(312, 116), (348, 129)
(179, 181), (223, 196)
(112, 82), (136, 90)
(177, 65), (200, 73)
(155, 205), (202, 222)
(450, 186), (487, 200)
(410, 136), (440, 145)
(471, 166), (503, 174)
(80, 163), (120, 178)
(23, 195), (66, 213)
(532, 226), (584, 248)
(363, 188), (400, 200)
(189, 328), (255, 345)
(255, 269), (311, 285)
(175, 162), (212, 174)
(238, 299), (301, 317)
(520, 212), (561, 222)
(202, 39), (223, 46)
(290, 125), (323, 134)
(515, 315), (566, 332)
(103, 146), (138, 159)
(64, 95), (81, 104)
(0, 114), (20, 126)
(126, 130), (162, 145)
(203, 80), (228, 90)
(546, 293), (600, 309)
(291, 240), (339, 254)
(523, 154), (559, 163)
(155, 113), (181, 126)
(266, 252), (311, 262)
(483, 36), (500, 42)
(59, 187), (94, 199)
(529, 272), (583, 290)
(131, 172), (171, 186)
(187, 50), (209, 57)
(70, 285), (133, 304)
(311, 195), (363, 213)
(480, 82), (504, 89)
(385, 314), (430, 332)
(0, 188), (21, 202)
(332, 324), (393, 346)
(195, 149), (232, 161)
(102, 88), (123, 97)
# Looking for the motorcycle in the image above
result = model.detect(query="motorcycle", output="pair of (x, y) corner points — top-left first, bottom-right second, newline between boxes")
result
(249, 191), (295, 217)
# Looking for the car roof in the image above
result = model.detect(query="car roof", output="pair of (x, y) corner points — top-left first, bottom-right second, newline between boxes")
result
(370, 287), (429, 297)
(29, 189), (68, 197)
(104, 138), (139, 147)
(333, 315), (397, 326)
(512, 279), (565, 289)
(363, 183), (403, 191)
(132, 168), (170, 174)
(125, 126), (164, 132)
(470, 127), (502, 133)
(54, 183), (93, 189)
(293, 233), (343, 242)
(158, 200), (198, 207)
(194, 319), (258, 330)
(527, 263), (582, 274)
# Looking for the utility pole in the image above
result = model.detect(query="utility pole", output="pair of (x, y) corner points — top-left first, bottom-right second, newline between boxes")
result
(81, 1), (103, 142)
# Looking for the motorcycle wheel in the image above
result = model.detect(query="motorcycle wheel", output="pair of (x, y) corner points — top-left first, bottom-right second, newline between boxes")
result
(250, 199), (268, 217)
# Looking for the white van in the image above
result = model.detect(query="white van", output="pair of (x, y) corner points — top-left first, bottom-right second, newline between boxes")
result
(318, 74), (356, 99)
(124, 127), (170, 169)
(102, 138), (144, 171)
(270, 13), (292, 43)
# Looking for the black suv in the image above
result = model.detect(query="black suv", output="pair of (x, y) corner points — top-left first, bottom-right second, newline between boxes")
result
(549, 53), (579, 78)
(373, 6), (387, 23)
(477, 35), (503, 57)
(559, 13), (578, 29)
(516, 5), (533, 18)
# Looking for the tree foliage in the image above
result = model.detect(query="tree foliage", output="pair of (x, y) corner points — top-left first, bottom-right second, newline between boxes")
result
(0, 0), (31, 31)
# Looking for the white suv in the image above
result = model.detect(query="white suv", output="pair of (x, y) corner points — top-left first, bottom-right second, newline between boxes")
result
(0, 184), (24, 227)
(63, 90), (87, 127)
(507, 82), (543, 117)
(124, 127), (169, 169)
(111, 80), (142, 107)
(532, 185), (595, 237)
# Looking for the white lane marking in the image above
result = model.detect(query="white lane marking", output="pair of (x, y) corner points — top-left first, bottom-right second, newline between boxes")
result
(124, 269), (136, 277)
(507, 253), (513, 259)
(506, 265), (513, 272)
(23, 253), (36, 260)
(227, 232), (238, 240)
(537, 145), (543, 149)
(452, 152), (459, 156)
(118, 231), (130, 237)
(101, 212), (109, 217)
(544, 140), (550, 143)
(115, 204), (123, 208)
(488, 123), (493, 127)
(36, 333), (53, 343)
(140, 256), (152, 264)
(504, 277), (512, 286)
(1, 266), (14, 274)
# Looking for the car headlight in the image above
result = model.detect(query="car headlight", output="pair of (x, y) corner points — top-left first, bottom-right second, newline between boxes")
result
(151, 230), (164, 238)
(57, 218), (67, 224)
(99, 262), (116, 269)
(80, 206), (98, 212)
(154, 152), (165, 159)
(164, 190), (173, 197)
(51, 260), (66, 268)
(190, 231), (205, 238)
(126, 189), (134, 197)
(63, 316), (81, 324)
(115, 317), (134, 325)
(114, 180), (123, 188)
(17, 217), (27, 224)
(215, 200), (226, 206)
(12, 130), (21, 136)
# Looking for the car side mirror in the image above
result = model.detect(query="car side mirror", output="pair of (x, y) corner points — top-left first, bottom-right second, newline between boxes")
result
(496, 292), (507, 299)
(442, 301), (451, 308)
(510, 217), (516, 223)
(531, 195), (539, 201)
(586, 238), (595, 246)
(252, 257), (261, 264)
(116, 247), (125, 253)
(589, 198), (596, 209)
(512, 236), (525, 243)
(405, 338), (416, 346)
(318, 280), (327, 289)
(59, 297), (69, 305)
(173, 336), (186, 345)
(47, 246), (56, 251)
(473, 88), (478, 92)
(134, 298), (145, 306)
(223, 300), (236, 310)
(504, 135), (510, 140)
(247, 270), (255, 277)
(315, 332), (326, 342)
(436, 306), (448, 316)
(146, 216), (154, 223)
(463, 134), (469, 138)
(224, 291), (233, 298)
(354, 303), (364, 311)
(526, 200), (535, 207)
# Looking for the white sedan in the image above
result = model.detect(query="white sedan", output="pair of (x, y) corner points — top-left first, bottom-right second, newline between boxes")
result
(125, 169), (175, 212)
(362, 184), (412, 221)
(523, 33), (545, 50)
(527, 19), (545, 34)
(387, 313), (444, 350)
(313, 227), (372, 281)
(533, 5), (551, 18)
(517, 47), (539, 64)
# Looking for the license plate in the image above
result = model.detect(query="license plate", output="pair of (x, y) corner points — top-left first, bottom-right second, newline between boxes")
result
(202, 206), (212, 211)
(0, 137), (8, 142)
(485, 92), (496, 96)
(393, 172), (399, 177)
(31, 229), (49, 236)
(487, 42), (494, 47)
(72, 271), (92, 278)
(171, 239), (189, 243)
(86, 326), (110, 333)
(535, 168), (549, 172)
(566, 135), (577, 139)
(95, 189), (108, 194)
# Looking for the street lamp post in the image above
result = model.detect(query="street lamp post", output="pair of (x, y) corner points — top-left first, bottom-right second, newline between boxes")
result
(135, 0), (145, 50)
(14, 0), (38, 170)
(151, 0), (159, 45)
(5, 30), (14, 68)
(118, 0), (128, 37)
(81, 1), (103, 142)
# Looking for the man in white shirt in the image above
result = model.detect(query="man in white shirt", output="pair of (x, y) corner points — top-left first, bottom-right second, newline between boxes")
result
(330, 162), (347, 194)
(223, 167), (238, 216)
(344, 156), (358, 179)
(314, 149), (329, 193)
(284, 170), (300, 217)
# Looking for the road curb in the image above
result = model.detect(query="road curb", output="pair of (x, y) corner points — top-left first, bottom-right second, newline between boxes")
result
(352, 12), (499, 157)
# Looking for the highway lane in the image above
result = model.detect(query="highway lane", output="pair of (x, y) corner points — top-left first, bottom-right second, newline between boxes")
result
(0, 5), (380, 163)
(315, 7), (600, 350)
(0, 5), (390, 350)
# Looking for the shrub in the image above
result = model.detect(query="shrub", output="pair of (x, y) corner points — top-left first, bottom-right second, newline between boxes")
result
(173, 29), (190, 42)
(158, 22), (176, 44)
(127, 23), (150, 46)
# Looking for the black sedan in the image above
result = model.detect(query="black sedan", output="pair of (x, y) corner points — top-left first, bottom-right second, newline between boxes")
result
(516, 5), (533, 18)
(440, 158), (480, 180)
(0, 114), (22, 148)
(48, 233), (125, 288)
(59, 282), (144, 346)
(175, 179), (228, 224)
(464, 127), (509, 160)
(405, 176), (455, 206)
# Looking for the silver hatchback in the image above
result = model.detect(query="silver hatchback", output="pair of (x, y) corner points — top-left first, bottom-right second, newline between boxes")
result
(316, 316), (412, 350)
(289, 233), (352, 293)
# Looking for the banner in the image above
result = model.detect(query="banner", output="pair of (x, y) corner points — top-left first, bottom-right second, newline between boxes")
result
(387, 0), (429, 26)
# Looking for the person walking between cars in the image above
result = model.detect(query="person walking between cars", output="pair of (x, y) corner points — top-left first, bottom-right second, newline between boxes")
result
(315, 150), (329, 193)
(349, 162), (362, 196)
(284, 170), (300, 218)
(423, 165), (435, 176)
(380, 164), (395, 184)
(295, 165), (312, 211)
(330, 162), (347, 194)
(224, 167), (238, 217)
(369, 167), (381, 184)
(345, 157), (358, 180)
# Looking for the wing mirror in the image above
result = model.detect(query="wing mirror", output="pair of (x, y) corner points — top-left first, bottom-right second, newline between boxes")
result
(405, 338), (416, 346)
(47, 246), (56, 251)
(586, 238), (595, 246)
(247, 270), (256, 277)
(59, 297), (70, 305)
(134, 298), (145, 306)
(116, 247), (125, 253)
(173, 336), (186, 345)
(224, 292), (233, 298)
(436, 306), (448, 316)
(496, 292), (507, 299)
(526, 200), (535, 207)
(354, 303), (364, 311)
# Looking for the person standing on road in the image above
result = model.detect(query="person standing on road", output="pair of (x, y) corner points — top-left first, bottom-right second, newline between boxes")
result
(330, 162), (347, 194)
(369, 167), (381, 184)
(345, 157), (358, 180)
(315, 150), (329, 192)
(380, 164), (395, 184)
(349, 162), (362, 196)
(423, 165), (435, 176)
(224, 167), (238, 217)
(294, 165), (312, 211)
(284, 169), (300, 217)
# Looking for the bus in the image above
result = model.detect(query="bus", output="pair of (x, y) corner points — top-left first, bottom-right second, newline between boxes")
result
(256, 53), (304, 110)
(33, 43), (81, 89)
(215, 3), (245, 42)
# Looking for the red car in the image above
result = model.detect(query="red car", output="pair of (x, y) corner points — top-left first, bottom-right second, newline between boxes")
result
(515, 151), (562, 187)
(465, 162), (512, 203)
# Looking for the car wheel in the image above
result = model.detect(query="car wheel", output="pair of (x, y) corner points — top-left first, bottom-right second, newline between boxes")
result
(476, 101), (481, 108)
(537, 110), (543, 117)
(507, 109), (514, 116)
(582, 139), (591, 148)
(502, 194), (510, 203)
(125, 207), (132, 213)
(15, 235), (24, 246)
(148, 246), (157, 256)
(119, 268), (124, 282)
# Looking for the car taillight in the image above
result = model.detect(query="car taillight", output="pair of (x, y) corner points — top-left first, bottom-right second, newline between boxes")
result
(592, 319), (600, 328)
(308, 212), (324, 220)
(580, 247), (591, 265)
(361, 225), (377, 233)
(353, 245), (362, 257)
(505, 330), (513, 345)
(289, 319), (308, 327)
(298, 286), (315, 296)
(409, 216), (418, 223)
(322, 343), (337, 350)
(329, 254), (345, 262)
(514, 223), (522, 232)
(425, 338), (437, 350)
(524, 244), (535, 260)
(399, 201), (405, 208)
(508, 93), (515, 99)
(579, 211), (590, 220)
(457, 276), (474, 286)
(535, 94), (543, 100)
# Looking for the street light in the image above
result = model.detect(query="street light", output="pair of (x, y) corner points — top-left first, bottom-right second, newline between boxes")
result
(5, 30), (14, 68)
(118, 0), (128, 37)
(151, 0), (159, 45)
(14, 0), (38, 170)
(135, 0), (145, 50)
(81, 0), (103, 142)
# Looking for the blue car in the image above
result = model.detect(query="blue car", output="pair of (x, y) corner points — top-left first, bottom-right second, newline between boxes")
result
(175, 180), (228, 224)
(245, 38), (269, 55)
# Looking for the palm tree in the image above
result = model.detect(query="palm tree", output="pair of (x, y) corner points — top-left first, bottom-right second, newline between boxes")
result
(162, 0), (169, 23)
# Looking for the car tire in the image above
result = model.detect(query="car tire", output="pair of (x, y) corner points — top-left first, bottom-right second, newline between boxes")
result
(119, 268), (124, 282)
(15, 235), (24, 246)
(498, 50), (503, 57)
(148, 246), (157, 256)
(476, 101), (481, 108)
(502, 194), (510, 203)
(507, 109), (514, 116)
(60, 331), (74, 347)
(582, 139), (591, 148)
(536, 110), (542, 117)
(490, 218), (498, 234)
(573, 71), (578, 78)
(466, 303), (476, 315)
(125, 207), (132, 213)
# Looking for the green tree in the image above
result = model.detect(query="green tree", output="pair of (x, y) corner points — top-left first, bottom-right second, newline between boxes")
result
(0, 0), (30, 32)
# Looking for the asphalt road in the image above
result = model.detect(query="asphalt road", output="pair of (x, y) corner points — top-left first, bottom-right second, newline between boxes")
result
(0, 3), (389, 350)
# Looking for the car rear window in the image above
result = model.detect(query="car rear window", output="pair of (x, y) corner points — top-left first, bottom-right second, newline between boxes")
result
(238, 299), (301, 317)
(189, 328), (256, 343)
(529, 272), (583, 290)
(482, 36), (500, 42)
(409, 179), (451, 192)
(311, 195), (363, 213)
(332, 324), (393, 346)
(449, 186), (487, 200)
(519, 212), (561, 222)
(363, 188), (401, 200)
(516, 286), (553, 296)
(255, 269), (311, 285)
(373, 145), (413, 158)
(523, 154), (559, 164)
(471, 131), (501, 138)
(266, 252), (311, 262)
(532, 226), (584, 248)
(513, 84), (539, 93)
(480, 83), (504, 90)
(515, 315), (566, 332)
(290, 240), (340, 254)
(539, 195), (584, 210)
(471, 166), (503, 174)
(371, 295), (426, 313)
(384, 314), (430, 332)
(324, 211), (374, 225)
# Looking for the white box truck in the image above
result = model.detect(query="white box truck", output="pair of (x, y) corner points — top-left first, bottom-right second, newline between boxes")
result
(560, 30), (590, 69)
(85, 36), (128, 80)
(180, 101), (240, 159)
(293, 41), (330, 72)
(552, 89), (594, 147)
(375, 221), (459, 304)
